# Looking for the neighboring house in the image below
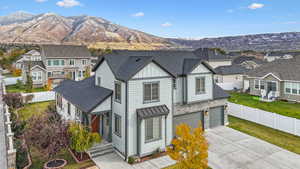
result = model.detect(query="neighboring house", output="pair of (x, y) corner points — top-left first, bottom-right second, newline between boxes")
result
(264, 51), (295, 62)
(244, 57), (300, 102)
(232, 56), (265, 69)
(22, 45), (92, 88)
(53, 50), (229, 160)
(194, 48), (232, 68)
(14, 49), (41, 69)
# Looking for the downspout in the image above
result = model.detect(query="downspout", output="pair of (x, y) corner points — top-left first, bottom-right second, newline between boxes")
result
(125, 81), (128, 161)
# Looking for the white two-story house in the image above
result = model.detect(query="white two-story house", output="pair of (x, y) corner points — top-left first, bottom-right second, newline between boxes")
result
(53, 50), (229, 160)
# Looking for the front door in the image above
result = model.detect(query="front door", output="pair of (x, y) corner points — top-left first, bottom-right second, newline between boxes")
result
(91, 115), (100, 133)
(102, 112), (111, 142)
(267, 82), (277, 93)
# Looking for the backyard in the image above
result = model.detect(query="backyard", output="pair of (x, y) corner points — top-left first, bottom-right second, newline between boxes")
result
(228, 115), (300, 155)
(16, 101), (97, 169)
(6, 84), (47, 93)
(229, 92), (300, 119)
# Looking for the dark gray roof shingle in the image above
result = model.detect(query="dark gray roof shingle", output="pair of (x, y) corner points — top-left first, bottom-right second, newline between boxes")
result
(40, 45), (91, 58)
(137, 105), (170, 119)
(213, 84), (230, 99)
(194, 48), (231, 61)
(233, 56), (265, 65)
(246, 58), (300, 81)
(215, 65), (248, 75)
(53, 76), (113, 113)
(23, 61), (46, 70)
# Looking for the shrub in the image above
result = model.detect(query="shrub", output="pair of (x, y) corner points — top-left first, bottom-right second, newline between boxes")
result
(15, 139), (29, 169)
(16, 79), (23, 89)
(127, 156), (135, 164)
(3, 93), (23, 110)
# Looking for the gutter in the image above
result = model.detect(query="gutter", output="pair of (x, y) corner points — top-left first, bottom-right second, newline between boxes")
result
(125, 81), (128, 161)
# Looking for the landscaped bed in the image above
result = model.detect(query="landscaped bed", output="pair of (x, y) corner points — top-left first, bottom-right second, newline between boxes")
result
(229, 92), (300, 119)
(164, 164), (211, 169)
(6, 84), (47, 93)
(228, 115), (300, 155)
(17, 101), (52, 121)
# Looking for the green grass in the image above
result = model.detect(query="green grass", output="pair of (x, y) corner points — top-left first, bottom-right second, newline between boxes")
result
(29, 147), (95, 169)
(17, 101), (52, 121)
(6, 84), (47, 93)
(229, 92), (300, 119)
(228, 115), (300, 154)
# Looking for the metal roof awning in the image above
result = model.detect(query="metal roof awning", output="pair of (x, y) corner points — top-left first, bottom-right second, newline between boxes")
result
(137, 105), (169, 119)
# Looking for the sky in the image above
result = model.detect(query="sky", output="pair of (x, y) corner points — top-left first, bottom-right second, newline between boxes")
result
(0, 0), (300, 38)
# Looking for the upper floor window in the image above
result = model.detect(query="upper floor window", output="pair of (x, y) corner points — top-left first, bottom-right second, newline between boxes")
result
(53, 60), (60, 66)
(69, 59), (75, 66)
(47, 60), (52, 66)
(47, 59), (64, 66)
(115, 81), (121, 103)
(144, 82), (159, 103)
(195, 77), (205, 94)
(82, 59), (87, 65)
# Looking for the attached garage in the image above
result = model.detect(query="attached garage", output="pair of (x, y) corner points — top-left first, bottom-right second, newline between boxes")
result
(209, 106), (224, 128)
(173, 112), (204, 135)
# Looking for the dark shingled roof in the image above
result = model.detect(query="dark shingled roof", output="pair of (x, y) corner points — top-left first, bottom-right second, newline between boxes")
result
(53, 76), (113, 113)
(215, 65), (248, 75)
(246, 58), (300, 81)
(93, 50), (216, 81)
(137, 105), (170, 119)
(213, 84), (230, 99)
(23, 61), (46, 71)
(194, 48), (231, 61)
(233, 56), (265, 65)
(40, 45), (91, 58)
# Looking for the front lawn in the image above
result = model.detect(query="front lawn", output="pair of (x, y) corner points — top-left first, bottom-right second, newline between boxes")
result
(17, 101), (52, 121)
(229, 92), (300, 119)
(228, 116), (300, 154)
(6, 84), (47, 93)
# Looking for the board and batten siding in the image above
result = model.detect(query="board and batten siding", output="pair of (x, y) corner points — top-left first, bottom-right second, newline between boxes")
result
(128, 62), (173, 157)
(94, 60), (126, 155)
(57, 96), (77, 121)
(173, 77), (183, 104)
(187, 63), (213, 103)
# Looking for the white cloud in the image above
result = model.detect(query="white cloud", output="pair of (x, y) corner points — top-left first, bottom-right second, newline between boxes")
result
(248, 3), (264, 10)
(227, 9), (234, 13)
(35, 0), (47, 2)
(132, 12), (144, 17)
(161, 22), (172, 27)
(56, 0), (81, 8)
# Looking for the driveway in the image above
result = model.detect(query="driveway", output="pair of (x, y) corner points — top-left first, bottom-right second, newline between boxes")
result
(207, 126), (300, 169)
(92, 126), (300, 169)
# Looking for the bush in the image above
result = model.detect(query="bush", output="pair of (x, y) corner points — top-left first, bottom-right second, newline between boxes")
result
(3, 93), (23, 110)
(127, 156), (135, 164)
(15, 139), (29, 169)
(16, 79), (23, 89)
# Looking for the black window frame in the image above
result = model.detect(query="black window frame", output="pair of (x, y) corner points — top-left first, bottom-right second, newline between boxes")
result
(114, 114), (122, 137)
(114, 81), (121, 103)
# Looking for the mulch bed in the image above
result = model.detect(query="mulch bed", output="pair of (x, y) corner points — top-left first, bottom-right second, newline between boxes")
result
(138, 152), (167, 163)
(68, 148), (90, 163)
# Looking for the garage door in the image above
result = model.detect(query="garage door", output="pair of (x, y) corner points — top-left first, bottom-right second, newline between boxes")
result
(209, 106), (224, 128)
(173, 112), (204, 135)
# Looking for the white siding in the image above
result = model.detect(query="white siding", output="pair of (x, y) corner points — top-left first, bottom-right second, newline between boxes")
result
(91, 96), (111, 113)
(187, 73), (213, 103)
(208, 60), (232, 68)
(128, 77), (173, 156)
(191, 63), (211, 74)
(133, 62), (169, 79)
(173, 77), (183, 104)
(57, 97), (77, 121)
(95, 60), (126, 155)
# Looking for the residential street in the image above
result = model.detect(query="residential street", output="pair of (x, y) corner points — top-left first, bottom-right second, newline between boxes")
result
(92, 126), (300, 169)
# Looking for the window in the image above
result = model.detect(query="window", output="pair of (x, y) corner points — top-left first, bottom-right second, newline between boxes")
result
(285, 82), (300, 95)
(143, 82), (159, 103)
(67, 103), (71, 115)
(47, 60), (52, 66)
(260, 80), (265, 90)
(53, 60), (60, 66)
(196, 77), (206, 94)
(254, 80), (260, 89)
(114, 114), (121, 137)
(56, 94), (62, 109)
(69, 59), (75, 66)
(48, 72), (52, 77)
(97, 77), (101, 86)
(61, 60), (65, 66)
(292, 83), (298, 94)
(78, 71), (82, 78)
(82, 59), (87, 65)
(75, 107), (81, 121)
(173, 79), (177, 89)
(145, 117), (162, 142)
(31, 72), (42, 81)
(115, 82), (121, 103)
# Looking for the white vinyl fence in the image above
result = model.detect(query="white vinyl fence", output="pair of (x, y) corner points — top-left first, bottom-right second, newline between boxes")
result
(217, 81), (243, 91)
(3, 77), (22, 86)
(228, 102), (300, 137)
(22, 91), (55, 103)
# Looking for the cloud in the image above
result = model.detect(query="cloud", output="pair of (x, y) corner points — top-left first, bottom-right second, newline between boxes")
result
(56, 0), (81, 8)
(227, 9), (234, 13)
(132, 12), (144, 17)
(282, 21), (299, 25)
(161, 22), (172, 27)
(248, 3), (264, 10)
(35, 0), (47, 2)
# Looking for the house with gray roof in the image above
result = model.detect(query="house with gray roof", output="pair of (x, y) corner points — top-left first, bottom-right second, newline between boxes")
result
(245, 57), (300, 102)
(194, 48), (232, 68)
(13, 49), (41, 69)
(53, 49), (229, 160)
(22, 45), (92, 88)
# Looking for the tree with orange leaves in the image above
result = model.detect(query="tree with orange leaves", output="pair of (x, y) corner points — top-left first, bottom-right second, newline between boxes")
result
(45, 79), (52, 91)
(167, 123), (208, 169)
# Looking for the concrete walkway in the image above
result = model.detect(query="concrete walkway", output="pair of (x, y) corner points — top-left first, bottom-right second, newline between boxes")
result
(92, 126), (300, 169)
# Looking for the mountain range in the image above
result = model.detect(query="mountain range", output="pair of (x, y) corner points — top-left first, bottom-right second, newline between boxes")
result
(1, 11), (300, 51)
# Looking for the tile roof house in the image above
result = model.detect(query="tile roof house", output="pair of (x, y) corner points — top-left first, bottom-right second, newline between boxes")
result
(22, 45), (92, 88)
(53, 49), (229, 160)
(244, 57), (300, 101)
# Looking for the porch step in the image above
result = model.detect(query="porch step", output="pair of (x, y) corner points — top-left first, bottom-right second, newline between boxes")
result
(88, 143), (114, 158)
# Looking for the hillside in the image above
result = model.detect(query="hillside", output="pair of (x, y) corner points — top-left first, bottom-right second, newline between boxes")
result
(0, 12), (175, 49)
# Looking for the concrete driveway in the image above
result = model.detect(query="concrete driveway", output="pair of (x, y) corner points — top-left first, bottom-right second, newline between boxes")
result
(207, 127), (300, 169)
(92, 126), (300, 169)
